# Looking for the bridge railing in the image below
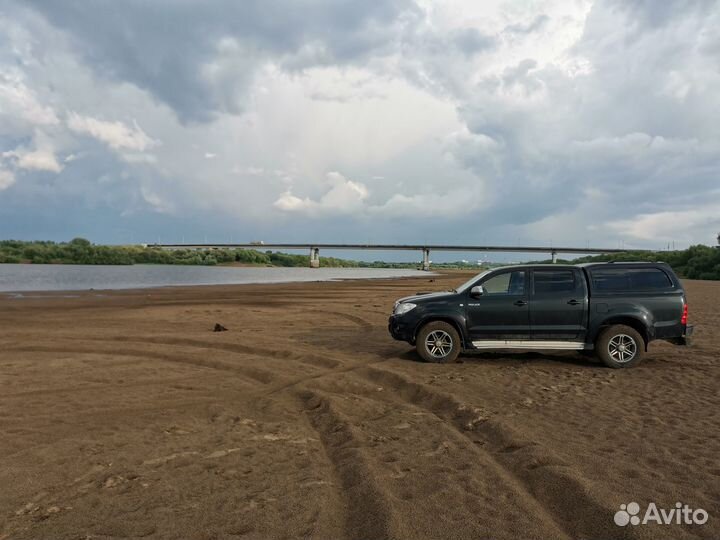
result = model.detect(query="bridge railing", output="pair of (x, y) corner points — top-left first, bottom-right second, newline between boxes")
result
(151, 243), (645, 270)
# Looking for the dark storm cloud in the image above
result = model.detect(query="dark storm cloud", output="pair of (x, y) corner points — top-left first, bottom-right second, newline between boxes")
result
(20, 0), (420, 122)
(442, 0), (720, 239)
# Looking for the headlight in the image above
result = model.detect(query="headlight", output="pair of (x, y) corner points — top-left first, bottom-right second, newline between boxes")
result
(394, 302), (417, 316)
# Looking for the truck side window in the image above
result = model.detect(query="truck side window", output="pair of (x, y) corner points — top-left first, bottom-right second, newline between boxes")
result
(533, 270), (575, 294)
(481, 271), (525, 295)
(629, 269), (673, 289)
(591, 268), (673, 291)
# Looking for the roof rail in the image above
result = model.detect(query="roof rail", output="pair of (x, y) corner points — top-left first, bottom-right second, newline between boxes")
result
(605, 260), (657, 264)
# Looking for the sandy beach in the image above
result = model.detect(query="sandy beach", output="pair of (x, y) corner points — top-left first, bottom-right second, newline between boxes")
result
(0, 272), (718, 540)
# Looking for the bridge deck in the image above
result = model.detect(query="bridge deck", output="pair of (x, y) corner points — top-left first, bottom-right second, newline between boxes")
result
(154, 243), (640, 254)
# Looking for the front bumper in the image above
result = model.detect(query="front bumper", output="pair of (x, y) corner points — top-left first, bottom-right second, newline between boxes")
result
(388, 315), (415, 343)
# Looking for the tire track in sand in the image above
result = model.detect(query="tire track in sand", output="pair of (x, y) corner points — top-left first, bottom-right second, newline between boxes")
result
(311, 372), (571, 539)
(0, 372), (227, 399)
(307, 309), (374, 330)
(296, 389), (394, 540)
(356, 366), (640, 540)
(89, 335), (340, 369)
(5, 344), (278, 385)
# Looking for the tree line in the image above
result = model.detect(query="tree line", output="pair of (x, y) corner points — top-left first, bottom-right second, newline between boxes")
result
(545, 244), (720, 280)
(0, 238), (482, 269)
(0, 238), (362, 267)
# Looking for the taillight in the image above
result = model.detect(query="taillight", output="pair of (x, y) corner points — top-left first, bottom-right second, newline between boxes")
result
(681, 303), (688, 325)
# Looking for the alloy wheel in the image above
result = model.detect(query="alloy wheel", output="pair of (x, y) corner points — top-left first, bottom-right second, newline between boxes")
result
(608, 334), (637, 363)
(425, 330), (453, 359)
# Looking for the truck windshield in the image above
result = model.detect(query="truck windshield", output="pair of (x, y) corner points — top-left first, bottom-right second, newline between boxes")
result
(454, 270), (493, 293)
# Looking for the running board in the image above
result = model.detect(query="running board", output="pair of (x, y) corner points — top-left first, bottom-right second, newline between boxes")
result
(470, 340), (587, 350)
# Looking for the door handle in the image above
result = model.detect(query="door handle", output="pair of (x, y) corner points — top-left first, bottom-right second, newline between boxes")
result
(513, 300), (528, 307)
(567, 299), (581, 305)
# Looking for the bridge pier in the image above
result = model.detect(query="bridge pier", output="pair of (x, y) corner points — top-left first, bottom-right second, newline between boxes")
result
(422, 248), (431, 271)
(309, 247), (320, 268)
(551, 250), (557, 264)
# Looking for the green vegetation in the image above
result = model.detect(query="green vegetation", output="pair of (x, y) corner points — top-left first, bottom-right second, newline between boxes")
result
(534, 244), (720, 280)
(0, 239), (359, 267)
(0, 238), (487, 269)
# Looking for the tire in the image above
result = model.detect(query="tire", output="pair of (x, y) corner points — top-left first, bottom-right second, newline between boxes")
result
(416, 321), (461, 363)
(595, 325), (645, 368)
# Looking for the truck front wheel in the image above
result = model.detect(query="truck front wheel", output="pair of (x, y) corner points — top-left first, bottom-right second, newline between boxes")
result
(596, 325), (645, 368)
(416, 321), (461, 363)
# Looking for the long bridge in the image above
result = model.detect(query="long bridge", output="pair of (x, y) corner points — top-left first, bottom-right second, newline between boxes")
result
(152, 243), (643, 270)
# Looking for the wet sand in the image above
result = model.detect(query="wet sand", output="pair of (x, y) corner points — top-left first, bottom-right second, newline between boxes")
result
(0, 273), (718, 540)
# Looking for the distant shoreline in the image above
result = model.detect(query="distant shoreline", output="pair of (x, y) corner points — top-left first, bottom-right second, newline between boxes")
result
(3, 239), (720, 279)
(0, 239), (483, 270)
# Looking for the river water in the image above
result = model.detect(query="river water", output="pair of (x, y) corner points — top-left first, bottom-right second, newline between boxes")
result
(0, 264), (430, 293)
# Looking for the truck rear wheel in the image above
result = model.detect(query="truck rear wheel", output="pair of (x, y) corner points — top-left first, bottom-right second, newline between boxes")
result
(596, 325), (644, 368)
(416, 321), (461, 363)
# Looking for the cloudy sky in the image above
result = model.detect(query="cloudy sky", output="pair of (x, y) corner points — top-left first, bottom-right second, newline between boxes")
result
(1, 0), (719, 256)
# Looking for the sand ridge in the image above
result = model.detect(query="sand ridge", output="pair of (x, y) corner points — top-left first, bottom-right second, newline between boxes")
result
(0, 273), (718, 539)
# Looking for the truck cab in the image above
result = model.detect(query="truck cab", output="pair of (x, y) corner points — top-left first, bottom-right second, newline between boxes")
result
(389, 262), (693, 368)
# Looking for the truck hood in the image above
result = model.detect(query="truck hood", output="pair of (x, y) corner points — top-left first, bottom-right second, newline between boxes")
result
(395, 290), (456, 305)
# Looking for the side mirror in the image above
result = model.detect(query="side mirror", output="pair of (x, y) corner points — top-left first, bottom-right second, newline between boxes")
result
(470, 285), (485, 298)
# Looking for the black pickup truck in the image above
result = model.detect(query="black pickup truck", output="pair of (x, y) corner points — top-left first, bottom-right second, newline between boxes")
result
(389, 262), (693, 368)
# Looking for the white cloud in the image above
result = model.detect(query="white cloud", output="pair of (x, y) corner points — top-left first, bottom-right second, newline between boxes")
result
(16, 148), (63, 173)
(140, 186), (174, 214)
(3, 132), (64, 173)
(274, 171), (369, 214)
(121, 153), (158, 164)
(67, 112), (157, 152)
(0, 73), (59, 127)
(274, 169), (488, 219)
(608, 205), (720, 243)
(0, 168), (15, 190)
(370, 185), (486, 217)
